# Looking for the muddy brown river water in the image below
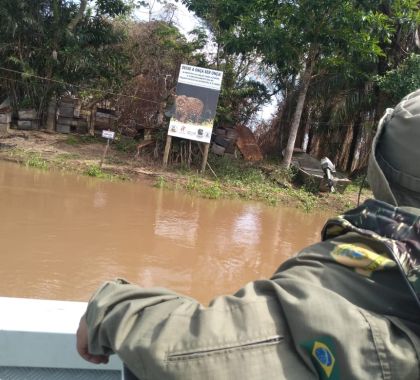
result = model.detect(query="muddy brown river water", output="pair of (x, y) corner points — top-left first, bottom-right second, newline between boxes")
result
(0, 161), (332, 304)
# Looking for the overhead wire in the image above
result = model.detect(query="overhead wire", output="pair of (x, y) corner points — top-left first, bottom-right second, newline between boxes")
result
(0, 66), (162, 105)
(0, 73), (156, 95)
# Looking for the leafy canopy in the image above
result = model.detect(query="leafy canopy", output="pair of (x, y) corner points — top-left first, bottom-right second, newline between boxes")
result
(0, 0), (131, 109)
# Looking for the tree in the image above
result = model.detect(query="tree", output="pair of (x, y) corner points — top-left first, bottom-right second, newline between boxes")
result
(242, 0), (397, 167)
(376, 54), (420, 105)
(181, 0), (273, 127)
(0, 0), (131, 120)
(115, 20), (207, 133)
(185, 0), (419, 170)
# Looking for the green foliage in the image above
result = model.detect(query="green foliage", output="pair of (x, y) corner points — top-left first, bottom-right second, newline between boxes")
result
(302, 177), (321, 194)
(346, 174), (370, 193)
(217, 65), (271, 126)
(18, 98), (36, 109)
(200, 183), (222, 199)
(290, 188), (318, 213)
(65, 135), (99, 145)
(25, 153), (49, 170)
(85, 164), (105, 177)
(154, 176), (167, 189)
(376, 54), (420, 105)
(185, 0), (419, 172)
(208, 156), (265, 185)
(0, 0), (131, 114)
(65, 136), (81, 145)
(184, 176), (223, 199)
(113, 136), (138, 153)
(83, 163), (126, 180)
(83, 164), (114, 179)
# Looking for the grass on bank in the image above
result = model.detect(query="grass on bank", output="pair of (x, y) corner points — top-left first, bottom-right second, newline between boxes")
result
(8, 149), (49, 170)
(25, 152), (49, 170)
(6, 147), (126, 181)
(3, 140), (368, 212)
(154, 156), (321, 211)
(84, 164), (128, 181)
(155, 155), (370, 212)
(65, 135), (100, 145)
(65, 134), (139, 155)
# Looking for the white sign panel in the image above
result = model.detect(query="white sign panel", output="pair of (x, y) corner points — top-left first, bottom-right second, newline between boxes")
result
(169, 64), (223, 143)
(169, 121), (213, 142)
(102, 130), (115, 140)
(178, 64), (223, 91)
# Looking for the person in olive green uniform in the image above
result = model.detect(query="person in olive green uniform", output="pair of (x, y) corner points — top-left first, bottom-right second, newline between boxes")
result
(77, 90), (420, 379)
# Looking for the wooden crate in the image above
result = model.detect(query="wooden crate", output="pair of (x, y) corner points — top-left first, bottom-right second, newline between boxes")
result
(18, 109), (37, 120)
(0, 123), (10, 135)
(225, 128), (238, 140)
(58, 105), (75, 118)
(211, 143), (225, 155)
(0, 113), (12, 124)
(56, 124), (71, 134)
(17, 120), (39, 130)
(58, 116), (79, 127)
(60, 97), (78, 106)
(95, 116), (113, 129)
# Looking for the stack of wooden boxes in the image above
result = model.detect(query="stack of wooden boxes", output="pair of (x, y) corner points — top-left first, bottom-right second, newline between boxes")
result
(211, 128), (239, 156)
(95, 108), (118, 131)
(57, 97), (88, 134)
(17, 109), (39, 130)
(0, 109), (12, 136)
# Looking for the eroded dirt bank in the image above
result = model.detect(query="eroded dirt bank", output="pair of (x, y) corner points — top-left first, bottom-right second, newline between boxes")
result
(0, 131), (371, 213)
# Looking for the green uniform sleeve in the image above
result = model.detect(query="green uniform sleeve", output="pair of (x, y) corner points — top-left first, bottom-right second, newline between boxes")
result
(85, 278), (314, 379)
(84, 234), (420, 379)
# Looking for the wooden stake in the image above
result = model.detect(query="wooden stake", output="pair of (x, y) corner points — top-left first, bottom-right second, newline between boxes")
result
(188, 140), (192, 168)
(100, 139), (110, 168)
(201, 143), (210, 173)
(163, 135), (172, 168)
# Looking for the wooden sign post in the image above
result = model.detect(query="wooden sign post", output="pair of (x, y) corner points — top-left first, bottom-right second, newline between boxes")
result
(200, 143), (210, 173)
(100, 130), (115, 168)
(162, 135), (172, 168)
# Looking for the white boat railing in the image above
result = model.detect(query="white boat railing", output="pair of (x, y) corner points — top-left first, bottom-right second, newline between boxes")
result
(0, 297), (123, 380)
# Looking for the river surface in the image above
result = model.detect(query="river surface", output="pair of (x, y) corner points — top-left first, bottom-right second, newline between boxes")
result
(0, 161), (332, 304)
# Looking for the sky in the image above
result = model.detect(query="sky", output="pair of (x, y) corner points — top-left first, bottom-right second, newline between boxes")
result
(134, 1), (201, 37)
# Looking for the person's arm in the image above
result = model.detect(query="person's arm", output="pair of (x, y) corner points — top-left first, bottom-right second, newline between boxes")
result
(76, 278), (311, 379)
(76, 315), (109, 365)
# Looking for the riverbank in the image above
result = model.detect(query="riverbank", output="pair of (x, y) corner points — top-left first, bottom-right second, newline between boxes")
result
(0, 131), (371, 213)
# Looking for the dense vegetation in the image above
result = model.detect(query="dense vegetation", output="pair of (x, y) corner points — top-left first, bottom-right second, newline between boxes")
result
(0, 0), (419, 174)
(0, 0), (131, 111)
(182, 0), (420, 171)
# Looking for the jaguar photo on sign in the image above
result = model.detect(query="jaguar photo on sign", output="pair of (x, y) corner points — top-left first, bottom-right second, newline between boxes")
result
(168, 64), (223, 143)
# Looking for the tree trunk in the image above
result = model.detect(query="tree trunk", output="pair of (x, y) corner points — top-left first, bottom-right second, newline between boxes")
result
(336, 123), (354, 171)
(282, 47), (317, 168)
(346, 115), (362, 172)
(68, 0), (87, 32)
(301, 106), (312, 151)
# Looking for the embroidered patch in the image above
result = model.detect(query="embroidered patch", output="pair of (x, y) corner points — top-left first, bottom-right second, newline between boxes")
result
(301, 337), (339, 380)
(312, 341), (335, 378)
(331, 243), (395, 273)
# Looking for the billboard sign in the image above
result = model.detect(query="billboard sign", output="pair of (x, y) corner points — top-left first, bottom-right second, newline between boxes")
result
(168, 64), (223, 143)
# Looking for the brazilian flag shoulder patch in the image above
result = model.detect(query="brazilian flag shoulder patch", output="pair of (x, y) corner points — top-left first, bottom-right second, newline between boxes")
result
(301, 336), (339, 380)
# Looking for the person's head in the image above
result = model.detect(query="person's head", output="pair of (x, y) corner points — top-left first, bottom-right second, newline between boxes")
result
(368, 89), (420, 208)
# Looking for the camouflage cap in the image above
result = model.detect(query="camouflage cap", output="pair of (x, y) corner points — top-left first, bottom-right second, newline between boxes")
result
(368, 89), (420, 207)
